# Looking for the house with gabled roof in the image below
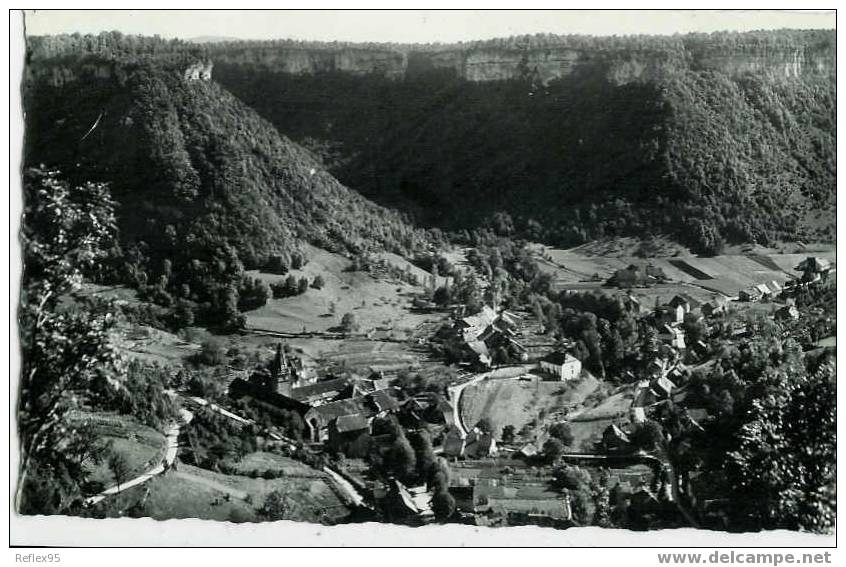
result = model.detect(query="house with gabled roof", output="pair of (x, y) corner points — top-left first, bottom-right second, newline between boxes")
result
(754, 283), (772, 298)
(651, 375), (676, 400)
(327, 413), (371, 454)
(382, 479), (434, 524)
(539, 352), (582, 381)
(657, 303), (686, 325)
(289, 377), (352, 406)
(668, 295), (692, 314)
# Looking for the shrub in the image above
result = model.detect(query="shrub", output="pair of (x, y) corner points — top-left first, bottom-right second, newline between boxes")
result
(197, 338), (227, 366)
(340, 312), (360, 333)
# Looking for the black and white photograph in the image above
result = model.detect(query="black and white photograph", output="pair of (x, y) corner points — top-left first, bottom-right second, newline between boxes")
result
(9, 7), (837, 548)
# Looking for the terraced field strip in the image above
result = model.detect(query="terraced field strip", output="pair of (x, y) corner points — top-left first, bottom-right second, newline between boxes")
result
(667, 259), (714, 280)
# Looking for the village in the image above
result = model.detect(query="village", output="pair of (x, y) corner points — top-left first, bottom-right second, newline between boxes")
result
(78, 248), (832, 529)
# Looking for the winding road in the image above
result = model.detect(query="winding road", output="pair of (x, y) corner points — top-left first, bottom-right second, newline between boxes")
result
(84, 407), (194, 507)
(182, 393), (370, 510)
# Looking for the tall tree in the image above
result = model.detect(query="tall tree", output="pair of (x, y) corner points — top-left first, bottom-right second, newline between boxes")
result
(17, 168), (126, 513)
(725, 365), (836, 532)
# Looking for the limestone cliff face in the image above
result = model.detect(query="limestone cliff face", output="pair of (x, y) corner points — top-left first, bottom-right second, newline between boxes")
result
(25, 61), (116, 87)
(211, 42), (833, 84)
(691, 45), (835, 79)
(213, 47), (406, 78)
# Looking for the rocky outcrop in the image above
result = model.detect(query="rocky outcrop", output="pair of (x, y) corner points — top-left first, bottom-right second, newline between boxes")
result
(184, 61), (214, 81)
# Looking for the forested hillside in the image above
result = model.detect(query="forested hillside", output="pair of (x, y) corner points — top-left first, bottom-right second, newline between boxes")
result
(23, 45), (436, 329)
(22, 29), (836, 264)
(206, 29), (835, 253)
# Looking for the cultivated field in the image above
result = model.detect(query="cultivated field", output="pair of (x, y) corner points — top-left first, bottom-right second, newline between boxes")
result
(239, 244), (451, 372)
(245, 244), (444, 335)
(535, 244), (836, 299)
(566, 384), (639, 452)
(68, 410), (167, 489)
(92, 462), (349, 523)
(230, 451), (326, 477)
(459, 373), (600, 443)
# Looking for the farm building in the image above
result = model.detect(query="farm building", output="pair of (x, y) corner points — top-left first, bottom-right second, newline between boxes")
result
(775, 304), (800, 321)
(754, 283), (772, 298)
(608, 263), (668, 288)
(796, 257), (832, 275)
(517, 443), (539, 459)
(539, 352), (582, 381)
(738, 287), (762, 302)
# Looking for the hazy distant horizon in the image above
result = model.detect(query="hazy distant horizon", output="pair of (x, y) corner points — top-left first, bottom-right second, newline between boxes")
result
(24, 10), (835, 44)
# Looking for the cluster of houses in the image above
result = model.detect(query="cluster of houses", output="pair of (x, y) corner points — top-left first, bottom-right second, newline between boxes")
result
(446, 461), (574, 528)
(448, 305), (585, 381)
(443, 425), (498, 459)
(738, 280), (782, 302)
(228, 345), (420, 446)
(450, 305), (527, 367)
